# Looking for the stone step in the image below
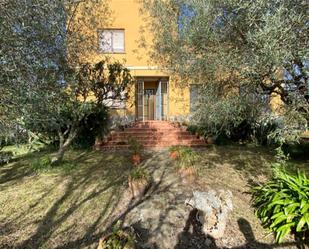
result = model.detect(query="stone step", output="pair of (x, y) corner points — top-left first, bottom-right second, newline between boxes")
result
(125, 128), (180, 132)
(106, 140), (205, 146)
(132, 125), (175, 130)
(99, 143), (206, 150)
(107, 136), (202, 142)
(111, 130), (190, 136)
(99, 121), (206, 150)
(109, 133), (197, 140)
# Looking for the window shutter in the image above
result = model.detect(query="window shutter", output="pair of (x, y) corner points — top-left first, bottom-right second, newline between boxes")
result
(112, 30), (124, 52)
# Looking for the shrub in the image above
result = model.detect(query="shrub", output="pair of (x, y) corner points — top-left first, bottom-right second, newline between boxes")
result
(168, 145), (184, 153)
(101, 223), (135, 249)
(0, 151), (13, 165)
(186, 125), (198, 135)
(73, 106), (109, 148)
(172, 146), (200, 169)
(31, 155), (52, 172)
(128, 137), (143, 155)
(252, 118), (279, 145)
(251, 167), (309, 244)
(129, 167), (148, 181)
(178, 148), (199, 169)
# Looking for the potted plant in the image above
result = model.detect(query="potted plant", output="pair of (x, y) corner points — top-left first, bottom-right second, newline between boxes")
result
(168, 145), (182, 160)
(98, 222), (135, 249)
(128, 137), (143, 166)
(128, 167), (149, 199)
(176, 147), (200, 182)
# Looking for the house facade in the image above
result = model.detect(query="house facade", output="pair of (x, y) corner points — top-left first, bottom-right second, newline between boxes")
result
(82, 0), (192, 124)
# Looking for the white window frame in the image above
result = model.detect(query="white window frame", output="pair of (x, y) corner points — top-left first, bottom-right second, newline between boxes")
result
(98, 29), (125, 53)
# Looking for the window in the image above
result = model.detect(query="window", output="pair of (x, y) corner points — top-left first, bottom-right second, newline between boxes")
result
(103, 87), (127, 109)
(190, 84), (201, 112)
(99, 29), (125, 53)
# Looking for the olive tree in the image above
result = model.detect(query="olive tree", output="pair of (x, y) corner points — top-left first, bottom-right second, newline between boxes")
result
(143, 0), (309, 143)
(22, 60), (132, 164)
(0, 0), (132, 164)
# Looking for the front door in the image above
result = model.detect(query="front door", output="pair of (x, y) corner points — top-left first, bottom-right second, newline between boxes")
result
(136, 78), (169, 121)
(144, 89), (156, 120)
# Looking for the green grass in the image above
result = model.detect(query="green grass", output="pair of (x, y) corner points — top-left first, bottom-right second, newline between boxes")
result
(0, 148), (132, 249)
(1, 143), (45, 157)
(0, 144), (308, 249)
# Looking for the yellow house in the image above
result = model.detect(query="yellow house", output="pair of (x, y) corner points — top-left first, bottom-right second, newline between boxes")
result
(77, 0), (192, 123)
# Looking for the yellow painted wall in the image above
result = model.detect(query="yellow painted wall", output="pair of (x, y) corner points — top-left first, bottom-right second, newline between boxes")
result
(74, 0), (190, 119)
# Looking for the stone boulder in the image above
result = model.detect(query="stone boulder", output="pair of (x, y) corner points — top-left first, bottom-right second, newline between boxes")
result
(185, 189), (233, 239)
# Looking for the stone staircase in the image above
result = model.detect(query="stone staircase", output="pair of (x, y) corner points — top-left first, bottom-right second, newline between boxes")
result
(97, 121), (207, 150)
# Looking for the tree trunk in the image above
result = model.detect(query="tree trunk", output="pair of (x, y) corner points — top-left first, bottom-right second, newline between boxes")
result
(51, 143), (66, 165)
(51, 128), (76, 165)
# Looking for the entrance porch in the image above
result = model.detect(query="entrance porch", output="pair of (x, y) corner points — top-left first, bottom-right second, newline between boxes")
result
(136, 77), (169, 121)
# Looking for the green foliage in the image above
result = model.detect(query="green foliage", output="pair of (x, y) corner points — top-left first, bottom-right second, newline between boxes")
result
(186, 125), (199, 135)
(129, 167), (149, 181)
(252, 167), (309, 244)
(0, 151), (13, 165)
(101, 222), (135, 249)
(143, 0), (309, 144)
(0, 1), (131, 164)
(282, 143), (309, 160)
(251, 117), (279, 145)
(72, 106), (109, 148)
(172, 146), (200, 169)
(168, 145), (184, 153)
(31, 156), (52, 172)
(189, 101), (280, 144)
(192, 85), (261, 138)
(128, 137), (143, 154)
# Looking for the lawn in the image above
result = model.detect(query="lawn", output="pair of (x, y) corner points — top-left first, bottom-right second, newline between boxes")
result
(0, 145), (308, 249)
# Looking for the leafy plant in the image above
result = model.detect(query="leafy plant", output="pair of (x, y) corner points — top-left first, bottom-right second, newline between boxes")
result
(31, 156), (52, 172)
(0, 151), (13, 165)
(168, 145), (184, 153)
(101, 222), (135, 249)
(72, 106), (109, 148)
(128, 137), (143, 155)
(186, 125), (198, 135)
(173, 146), (200, 169)
(252, 167), (309, 244)
(129, 167), (149, 181)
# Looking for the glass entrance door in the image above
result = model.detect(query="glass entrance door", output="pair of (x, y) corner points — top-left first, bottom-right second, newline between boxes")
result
(136, 78), (169, 121)
(144, 89), (156, 120)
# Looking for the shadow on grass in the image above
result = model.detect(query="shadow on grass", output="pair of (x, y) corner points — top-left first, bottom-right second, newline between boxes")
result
(174, 211), (302, 249)
(43, 151), (179, 249)
(0, 149), (178, 249)
(0, 148), (132, 248)
(1, 147), (308, 249)
(197, 145), (276, 184)
(0, 147), (55, 186)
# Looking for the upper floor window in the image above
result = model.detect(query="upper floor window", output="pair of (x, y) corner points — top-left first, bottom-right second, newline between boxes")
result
(99, 29), (125, 53)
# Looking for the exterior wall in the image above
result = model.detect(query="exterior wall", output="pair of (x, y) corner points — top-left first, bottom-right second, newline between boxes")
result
(169, 79), (190, 118)
(76, 0), (190, 121)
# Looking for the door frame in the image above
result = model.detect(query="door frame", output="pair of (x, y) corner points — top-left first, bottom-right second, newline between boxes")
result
(135, 77), (169, 121)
